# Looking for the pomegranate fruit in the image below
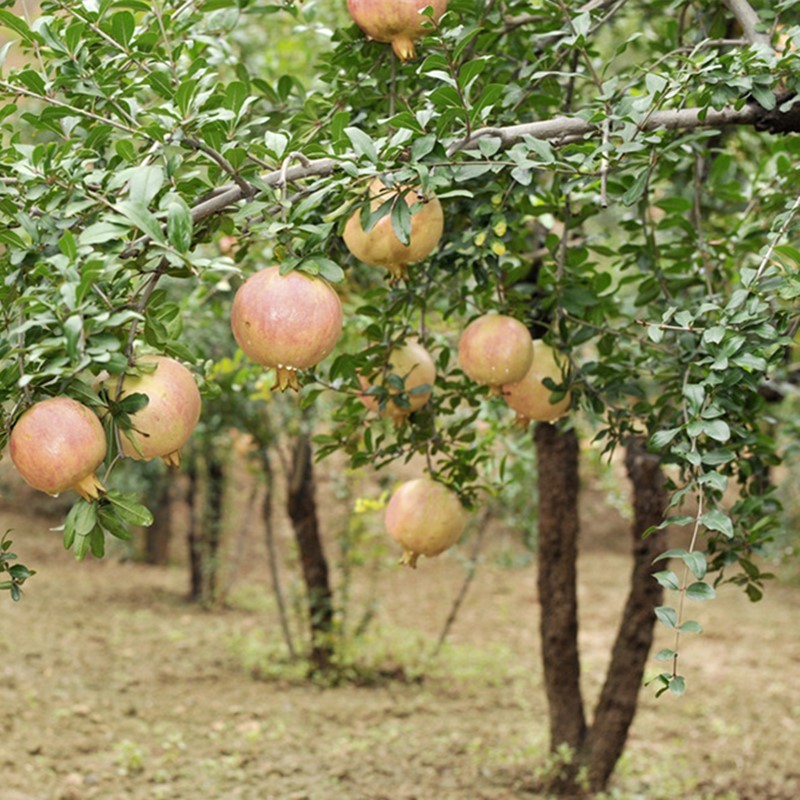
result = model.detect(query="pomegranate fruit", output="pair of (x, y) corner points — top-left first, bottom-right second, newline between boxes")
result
(106, 355), (201, 468)
(9, 397), (107, 501)
(231, 266), (343, 391)
(384, 477), (467, 567)
(359, 338), (436, 423)
(457, 314), (534, 390)
(502, 340), (572, 424)
(347, 0), (447, 61)
(343, 179), (444, 280)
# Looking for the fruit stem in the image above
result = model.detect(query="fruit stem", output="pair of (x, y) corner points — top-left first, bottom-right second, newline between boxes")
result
(161, 450), (182, 469)
(399, 548), (420, 569)
(72, 472), (107, 502)
(273, 366), (301, 393)
(391, 36), (416, 61)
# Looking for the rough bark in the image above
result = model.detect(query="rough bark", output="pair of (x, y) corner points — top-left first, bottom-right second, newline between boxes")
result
(585, 439), (668, 791)
(203, 453), (225, 603)
(186, 448), (225, 605)
(261, 450), (296, 659)
(144, 475), (172, 565)
(534, 423), (587, 785)
(186, 457), (203, 603)
(286, 433), (335, 673)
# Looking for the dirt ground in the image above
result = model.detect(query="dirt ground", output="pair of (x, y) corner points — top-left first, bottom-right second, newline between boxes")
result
(0, 466), (798, 800)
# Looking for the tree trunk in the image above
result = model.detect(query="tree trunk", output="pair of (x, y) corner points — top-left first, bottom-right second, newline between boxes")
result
(261, 450), (296, 659)
(203, 452), (225, 604)
(534, 423), (587, 790)
(585, 439), (668, 792)
(186, 446), (226, 606)
(144, 473), (173, 565)
(286, 433), (335, 673)
(186, 456), (203, 603)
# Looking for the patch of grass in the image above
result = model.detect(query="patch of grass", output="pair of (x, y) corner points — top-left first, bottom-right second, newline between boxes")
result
(226, 622), (533, 690)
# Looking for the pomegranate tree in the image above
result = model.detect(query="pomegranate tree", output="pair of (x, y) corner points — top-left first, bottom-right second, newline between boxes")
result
(231, 266), (343, 391)
(359, 338), (437, 424)
(384, 477), (467, 567)
(107, 355), (202, 467)
(457, 313), (534, 390)
(9, 397), (107, 501)
(343, 179), (444, 280)
(503, 340), (572, 424)
(347, 0), (448, 61)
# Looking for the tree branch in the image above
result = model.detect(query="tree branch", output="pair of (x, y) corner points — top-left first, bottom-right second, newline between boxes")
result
(120, 99), (800, 259)
(721, 0), (772, 47)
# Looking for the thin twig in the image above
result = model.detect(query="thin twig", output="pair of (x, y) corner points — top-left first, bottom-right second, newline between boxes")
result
(721, 0), (772, 47)
(430, 510), (489, 659)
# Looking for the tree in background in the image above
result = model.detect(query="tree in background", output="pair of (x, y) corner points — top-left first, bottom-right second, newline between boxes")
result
(1, 0), (799, 792)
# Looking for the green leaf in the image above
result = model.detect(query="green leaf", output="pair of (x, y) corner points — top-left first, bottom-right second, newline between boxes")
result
(110, 10), (135, 47)
(655, 605), (677, 629)
(65, 500), (98, 539)
(79, 222), (129, 246)
(655, 648), (677, 662)
(127, 166), (164, 207)
(115, 201), (166, 243)
(58, 230), (79, 261)
(167, 199), (193, 253)
(391, 196), (412, 246)
(669, 675), (686, 696)
(702, 419), (731, 443)
(678, 620), (703, 634)
(654, 570), (680, 590)
(686, 581), (716, 601)
(344, 127), (379, 162)
(650, 428), (680, 449)
(700, 509), (734, 539)
(105, 492), (154, 527)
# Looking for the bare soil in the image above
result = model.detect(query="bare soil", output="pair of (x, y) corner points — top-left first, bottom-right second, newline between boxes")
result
(0, 469), (798, 800)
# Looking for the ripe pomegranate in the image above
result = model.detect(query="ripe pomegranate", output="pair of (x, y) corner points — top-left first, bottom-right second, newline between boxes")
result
(359, 338), (436, 424)
(502, 340), (572, 424)
(106, 355), (202, 467)
(343, 179), (444, 280)
(457, 314), (534, 390)
(347, 0), (448, 61)
(9, 397), (107, 501)
(231, 266), (343, 391)
(384, 477), (467, 567)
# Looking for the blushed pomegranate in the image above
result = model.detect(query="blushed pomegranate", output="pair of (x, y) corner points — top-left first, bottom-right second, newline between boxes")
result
(231, 266), (343, 391)
(385, 477), (467, 567)
(458, 314), (534, 390)
(502, 340), (572, 424)
(359, 338), (437, 423)
(107, 355), (201, 467)
(347, 0), (448, 61)
(343, 179), (444, 280)
(9, 397), (107, 501)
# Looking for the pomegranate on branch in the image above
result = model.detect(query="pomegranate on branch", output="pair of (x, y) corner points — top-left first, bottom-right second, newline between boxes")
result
(359, 337), (437, 424)
(343, 178), (444, 280)
(502, 340), (572, 424)
(384, 477), (467, 568)
(457, 313), (534, 391)
(105, 355), (202, 468)
(347, 0), (447, 61)
(9, 397), (107, 501)
(231, 266), (343, 392)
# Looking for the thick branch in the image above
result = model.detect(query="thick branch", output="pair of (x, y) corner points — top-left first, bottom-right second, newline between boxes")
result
(120, 99), (799, 258)
(721, 0), (772, 47)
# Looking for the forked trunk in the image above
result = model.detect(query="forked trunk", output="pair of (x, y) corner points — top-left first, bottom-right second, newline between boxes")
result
(534, 429), (668, 795)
